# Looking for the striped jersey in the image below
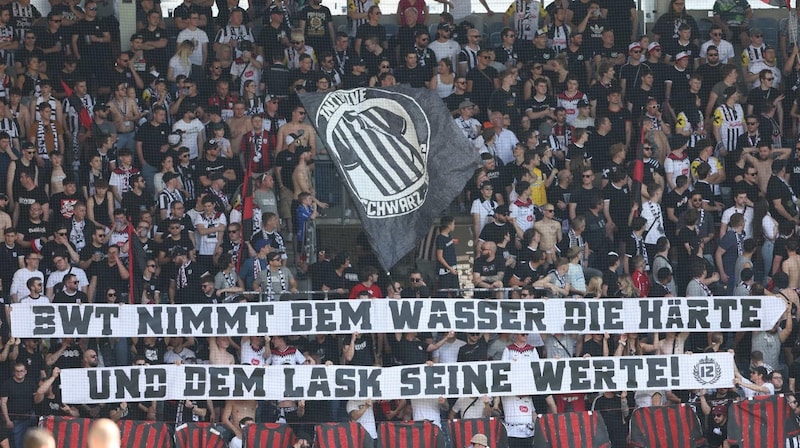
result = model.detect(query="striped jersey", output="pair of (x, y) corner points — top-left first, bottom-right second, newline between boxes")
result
(713, 103), (744, 154)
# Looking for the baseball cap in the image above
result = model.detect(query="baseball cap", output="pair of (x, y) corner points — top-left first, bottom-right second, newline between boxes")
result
(647, 42), (661, 52)
(94, 102), (109, 111)
(628, 42), (641, 52)
(712, 405), (726, 416)
(204, 139), (218, 150)
(494, 204), (509, 216)
(437, 22), (452, 31)
(459, 100), (476, 109)
(253, 239), (270, 252)
(470, 434), (488, 446)
(722, 85), (738, 100)
(480, 152), (494, 161)
(535, 28), (547, 37)
(675, 51), (690, 61)
(577, 98), (590, 108)
(163, 172), (180, 183)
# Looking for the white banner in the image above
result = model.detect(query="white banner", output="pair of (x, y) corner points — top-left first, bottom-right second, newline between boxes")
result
(59, 353), (734, 404)
(9, 297), (787, 337)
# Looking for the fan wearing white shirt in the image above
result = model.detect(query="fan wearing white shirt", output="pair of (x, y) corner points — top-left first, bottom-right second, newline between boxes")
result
(19, 277), (47, 304)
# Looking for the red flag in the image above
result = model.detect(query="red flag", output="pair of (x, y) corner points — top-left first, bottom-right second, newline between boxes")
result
(62, 79), (93, 130)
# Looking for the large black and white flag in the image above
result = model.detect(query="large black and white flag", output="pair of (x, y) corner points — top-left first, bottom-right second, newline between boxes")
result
(301, 87), (478, 270)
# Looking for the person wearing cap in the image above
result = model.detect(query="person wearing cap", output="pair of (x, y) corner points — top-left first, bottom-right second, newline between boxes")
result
(664, 51), (692, 108)
(700, 24), (735, 64)
(255, 249), (298, 299)
(741, 27), (766, 70)
(468, 433), (489, 448)
(747, 46), (781, 91)
(172, 101), (204, 160)
(429, 22), (460, 66)
(197, 138), (235, 189)
(617, 42), (647, 97)
(454, 99), (481, 144)
(712, 85), (744, 159)
(704, 404), (728, 448)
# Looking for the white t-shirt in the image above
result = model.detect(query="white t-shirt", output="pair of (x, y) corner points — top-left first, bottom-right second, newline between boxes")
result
(45, 267), (89, 291)
(19, 295), (49, 304)
(699, 39), (735, 63)
(501, 395), (535, 438)
(177, 27), (209, 66)
(347, 400), (378, 439)
(471, 198), (497, 236)
(451, 396), (490, 420)
(193, 212), (227, 256)
(721, 205), (754, 239)
(10, 269), (43, 301)
(432, 338), (466, 364)
(173, 118), (205, 159)
(410, 398), (442, 428)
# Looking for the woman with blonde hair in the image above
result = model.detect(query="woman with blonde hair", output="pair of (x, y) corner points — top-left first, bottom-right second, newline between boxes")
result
(617, 275), (639, 298)
(167, 40), (194, 82)
(584, 276), (603, 298)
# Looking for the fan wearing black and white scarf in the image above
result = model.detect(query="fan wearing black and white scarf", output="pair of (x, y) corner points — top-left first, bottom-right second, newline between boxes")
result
(255, 252), (297, 301)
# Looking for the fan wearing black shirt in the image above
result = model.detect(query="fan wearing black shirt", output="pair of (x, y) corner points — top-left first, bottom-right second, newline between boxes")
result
(457, 333), (489, 362)
(436, 216), (458, 294)
(479, 205), (516, 245)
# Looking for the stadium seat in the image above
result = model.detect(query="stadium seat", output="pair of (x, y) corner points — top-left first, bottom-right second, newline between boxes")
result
(728, 395), (800, 448)
(118, 420), (173, 448)
(39, 416), (91, 448)
(628, 404), (705, 448)
(490, 32), (501, 47)
(174, 422), (228, 448)
(484, 21), (505, 37)
(314, 422), (374, 448)
(698, 18), (713, 41)
(533, 411), (611, 448)
(448, 417), (508, 448)
(377, 421), (446, 448)
(243, 423), (297, 448)
(751, 16), (779, 50)
(384, 23), (398, 40)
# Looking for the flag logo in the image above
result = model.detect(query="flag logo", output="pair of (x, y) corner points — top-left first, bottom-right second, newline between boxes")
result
(314, 88), (430, 218)
(693, 356), (722, 385)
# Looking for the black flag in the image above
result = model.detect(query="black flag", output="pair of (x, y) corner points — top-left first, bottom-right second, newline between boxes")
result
(300, 86), (479, 270)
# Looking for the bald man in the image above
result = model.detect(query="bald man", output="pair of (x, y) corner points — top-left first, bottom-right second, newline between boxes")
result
(88, 419), (121, 448)
(23, 429), (55, 448)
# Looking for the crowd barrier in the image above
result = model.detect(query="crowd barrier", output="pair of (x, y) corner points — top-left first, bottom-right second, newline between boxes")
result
(628, 404), (704, 448)
(448, 417), (507, 448)
(39, 399), (800, 448)
(533, 411), (609, 448)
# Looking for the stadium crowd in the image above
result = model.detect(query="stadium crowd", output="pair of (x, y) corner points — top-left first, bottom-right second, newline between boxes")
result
(0, 0), (799, 447)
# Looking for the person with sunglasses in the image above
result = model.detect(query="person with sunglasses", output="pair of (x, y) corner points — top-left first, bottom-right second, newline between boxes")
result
(700, 23), (735, 64)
